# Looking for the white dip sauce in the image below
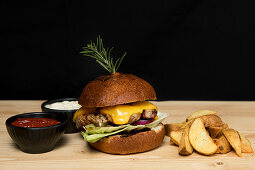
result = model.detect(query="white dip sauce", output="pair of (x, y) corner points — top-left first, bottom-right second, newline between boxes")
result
(45, 101), (81, 110)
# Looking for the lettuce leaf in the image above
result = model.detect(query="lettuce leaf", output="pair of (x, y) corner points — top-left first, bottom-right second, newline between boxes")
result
(85, 124), (128, 134)
(81, 126), (129, 143)
(81, 112), (167, 143)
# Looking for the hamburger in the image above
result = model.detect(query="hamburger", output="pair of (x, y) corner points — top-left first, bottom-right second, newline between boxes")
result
(74, 36), (167, 154)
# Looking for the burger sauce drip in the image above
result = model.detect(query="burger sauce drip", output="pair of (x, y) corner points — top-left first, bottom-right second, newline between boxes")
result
(11, 118), (60, 128)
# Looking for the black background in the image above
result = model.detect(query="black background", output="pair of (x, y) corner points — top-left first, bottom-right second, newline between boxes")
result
(2, 0), (255, 101)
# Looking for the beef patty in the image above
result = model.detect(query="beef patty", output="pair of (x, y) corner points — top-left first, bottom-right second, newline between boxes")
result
(76, 109), (157, 130)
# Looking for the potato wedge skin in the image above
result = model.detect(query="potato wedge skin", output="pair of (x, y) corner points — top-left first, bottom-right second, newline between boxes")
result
(179, 125), (193, 155)
(165, 121), (193, 138)
(223, 128), (242, 157)
(170, 140), (175, 145)
(165, 123), (184, 136)
(209, 124), (228, 138)
(189, 118), (217, 155)
(200, 115), (224, 127)
(186, 110), (217, 121)
(170, 129), (183, 146)
(238, 132), (254, 153)
(213, 135), (232, 154)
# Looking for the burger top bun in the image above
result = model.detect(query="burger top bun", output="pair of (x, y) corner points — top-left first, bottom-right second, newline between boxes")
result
(78, 72), (157, 108)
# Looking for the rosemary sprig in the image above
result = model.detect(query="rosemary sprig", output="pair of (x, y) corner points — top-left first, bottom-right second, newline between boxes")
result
(80, 36), (126, 74)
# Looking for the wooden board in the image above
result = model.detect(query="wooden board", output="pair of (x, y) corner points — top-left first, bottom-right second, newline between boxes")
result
(0, 100), (254, 169)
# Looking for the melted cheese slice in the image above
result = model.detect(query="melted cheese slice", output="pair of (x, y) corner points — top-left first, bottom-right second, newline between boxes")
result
(100, 101), (157, 125)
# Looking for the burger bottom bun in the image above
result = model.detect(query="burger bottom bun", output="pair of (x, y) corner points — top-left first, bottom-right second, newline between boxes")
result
(89, 123), (165, 155)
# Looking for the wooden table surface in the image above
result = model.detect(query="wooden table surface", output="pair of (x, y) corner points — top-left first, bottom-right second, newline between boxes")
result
(0, 100), (254, 170)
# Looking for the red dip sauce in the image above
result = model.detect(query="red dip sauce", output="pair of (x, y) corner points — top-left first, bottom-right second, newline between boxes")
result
(11, 118), (60, 128)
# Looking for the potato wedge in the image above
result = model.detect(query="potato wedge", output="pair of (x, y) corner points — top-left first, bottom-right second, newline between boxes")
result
(200, 115), (224, 127)
(170, 129), (184, 146)
(213, 135), (232, 154)
(238, 132), (254, 153)
(186, 110), (217, 121)
(180, 119), (194, 128)
(165, 123), (185, 136)
(179, 125), (193, 155)
(209, 124), (228, 138)
(170, 140), (175, 145)
(223, 128), (242, 157)
(189, 118), (217, 155)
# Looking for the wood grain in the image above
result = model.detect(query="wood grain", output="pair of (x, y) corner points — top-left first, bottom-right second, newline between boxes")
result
(0, 100), (254, 169)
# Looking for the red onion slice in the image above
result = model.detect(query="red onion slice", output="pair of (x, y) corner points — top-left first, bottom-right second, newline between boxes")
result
(132, 119), (153, 126)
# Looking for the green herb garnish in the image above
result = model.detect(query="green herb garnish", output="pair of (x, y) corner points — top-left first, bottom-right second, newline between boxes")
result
(80, 36), (126, 74)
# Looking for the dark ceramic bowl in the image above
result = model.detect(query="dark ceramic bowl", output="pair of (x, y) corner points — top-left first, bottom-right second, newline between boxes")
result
(6, 112), (67, 154)
(41, 98), (80, 133)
